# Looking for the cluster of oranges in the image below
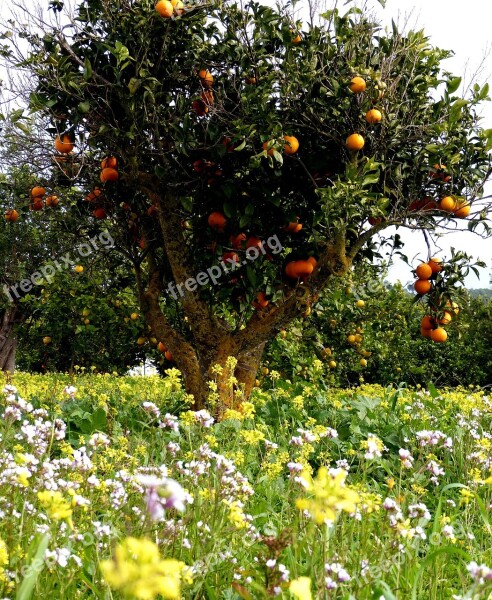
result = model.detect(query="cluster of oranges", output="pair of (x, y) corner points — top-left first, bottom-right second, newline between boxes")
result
(192, 70), (214, 116)
(413, 257), (457, 342)
(99, 156), (119, 183)
(5, 184), (60, 221)
(345, 76), (383, 152)
(155, 0), (184, 18)
(157, 341), (173, 362)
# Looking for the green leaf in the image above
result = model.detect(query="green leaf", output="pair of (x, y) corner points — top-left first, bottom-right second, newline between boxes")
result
(128, 77), (141, 95)
(446, 76), (461, 94)
(78, 101), (90, 114)
(83, 57), (92, 80)
(234, 139), (246, 151)
(16, 534), (51, 600)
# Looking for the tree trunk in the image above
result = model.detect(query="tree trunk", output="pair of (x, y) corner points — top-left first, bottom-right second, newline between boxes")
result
(0, 307), (18, 373)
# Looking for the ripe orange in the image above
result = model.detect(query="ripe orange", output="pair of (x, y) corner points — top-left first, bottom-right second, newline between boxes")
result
(346, 133), (365, 151)
(5, 209), (19, 222)
(360, 358), (367, 367)
(92, 207), (107, 219)
(329, 360), (337, 369)
(155, 0), (173, 17)
(415, 263), (433, 280)
(286, 222), (303, 233)
(253, 291), (269, 309)
(157, 342), (167, 353)
(454, 201), (471, 218)
(414, 279), (432, 295)
(428, 257), (443, 273)
(85, 187), (103, 202)
(31, 186), (46, 197)
(285, 260), (314, 279)
(208, 211), (227, 231)
(164, 350), (173, 361)
(192, 99), (208, 116)
(101, 156), (118, 169)
(198, 69), (213, 88)
(100, 167), (119, 183)
(45, 195), (59, 207)
(431, 327), (448, 343)
(421, 315), (435, 330)
(262, 140), (276, 156)
(283, 135), (299, 155)
(349, 76), (366, 94)
(347, 334), (356, 344)
(30, 200), (44, 211)
(54, 134), (74, 154)
(230, 233), (247, 249)
(365, 109), (382, 124)
(439, 311), (453, 325)
(307, 256), (318, 268)
(439, 196), (456, 212)
(74, 265), (84, 273)
(171, 0), (183, 14)
(420, 327), (433, 338)
(292, 33), (302, 44)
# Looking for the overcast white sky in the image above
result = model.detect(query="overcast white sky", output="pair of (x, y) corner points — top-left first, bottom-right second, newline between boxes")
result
(1, 0), (491, 287)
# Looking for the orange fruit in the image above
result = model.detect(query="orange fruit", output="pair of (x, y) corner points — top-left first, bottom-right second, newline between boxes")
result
(286, 222), (303, 233)
(31, 186), (46, 197)
(414, 279), (432, 295)
(30, 200), (44, 211)
(155, 0), (173, 17)
(157, 342), (167, 353)
(420, 327), (433, 338)
(262, 140), (276, 156)
(192, 99), (208, 116)
(54, 134), (74, 154)
(346, 133), (365, 151)
(253, 291), (269, 309)
(283, 135), (299, 155)
(5, 209), (19, 222)
(92, 207), (107, 219)
(101, 156), (118, 169)
(365, 109), (382, 124)
(428, 257), (443, 273)
(285, 260), (314, 279)
(431, 327), (448, 343)
(329, 360), (337, 368)
(454, 201), (471, 218)
(164, 350), (173, 361)
(171, 0), (184, 14)
(292, 33), (302, 44)
(198, 69), (213, 88)
(439, 196), (456, 212)
(421, 315), (435, 330)
(45, 195), (59, 207)
(360, 358), (367, 367)
(208, 211), (227, 231)
(307, 256), (317, 268)
(349, 76), (366, 94)
(100, 167), (119, 182)
(439, 311), (453, 325)
(85, 187), (103, 202)
(415, 263), (433, 280)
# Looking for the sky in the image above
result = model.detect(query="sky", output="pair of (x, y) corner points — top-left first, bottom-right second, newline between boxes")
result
(0, 0), (491, 287)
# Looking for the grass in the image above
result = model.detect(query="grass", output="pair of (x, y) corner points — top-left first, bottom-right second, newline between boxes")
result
(0, 369), (491, 599)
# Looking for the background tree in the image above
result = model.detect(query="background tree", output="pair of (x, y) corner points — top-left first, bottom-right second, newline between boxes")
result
(2, 0), (492, 405)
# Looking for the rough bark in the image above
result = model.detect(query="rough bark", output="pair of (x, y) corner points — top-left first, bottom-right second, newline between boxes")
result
(0, 307), (18, 373)
(136, 177), (352, 409)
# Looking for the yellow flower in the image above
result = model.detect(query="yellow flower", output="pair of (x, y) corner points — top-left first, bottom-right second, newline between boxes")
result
(239, 401), (255, 418)
(289, 576), (312, 600)
(225, 501), (248, 530)
(240, 429), (265, 444)
(296, 467), (359, 525)
(386, 478), (396, 490)
(37, 490), (73, 525)
(222, 409), (244, 421)
(0, 539), (8, 567)
(100, 537), (191, 600)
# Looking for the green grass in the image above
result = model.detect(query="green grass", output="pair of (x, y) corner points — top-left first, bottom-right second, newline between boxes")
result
(0, 371), (491, 599)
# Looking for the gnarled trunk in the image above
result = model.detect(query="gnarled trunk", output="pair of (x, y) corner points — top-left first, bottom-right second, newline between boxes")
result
(0, 307), (18, 373)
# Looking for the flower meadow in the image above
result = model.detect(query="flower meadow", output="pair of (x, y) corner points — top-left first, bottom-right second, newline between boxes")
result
(1, 369), (492, 599)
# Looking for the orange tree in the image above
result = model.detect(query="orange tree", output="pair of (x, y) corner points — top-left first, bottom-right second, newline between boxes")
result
(3, 0), (492, 406)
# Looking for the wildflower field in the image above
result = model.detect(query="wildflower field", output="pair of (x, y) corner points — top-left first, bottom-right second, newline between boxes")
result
(1, 369), (492, 600)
